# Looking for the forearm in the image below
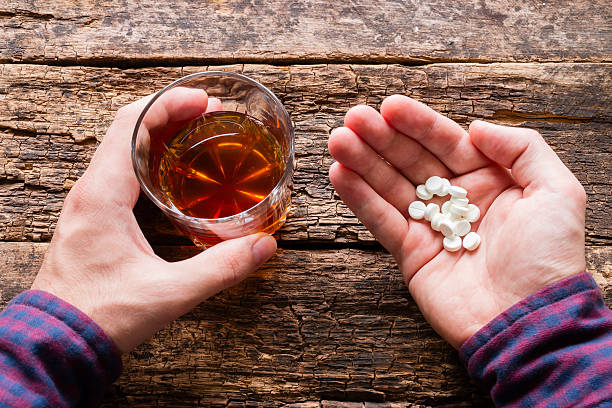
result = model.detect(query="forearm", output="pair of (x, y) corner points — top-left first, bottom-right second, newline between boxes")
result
(0, 290), (121, 407)
(460, 273), (612, 407)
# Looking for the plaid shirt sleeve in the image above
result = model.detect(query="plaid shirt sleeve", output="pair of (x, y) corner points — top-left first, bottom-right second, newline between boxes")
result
(0, 290), (122, 407)
(460, 272), (612, 407)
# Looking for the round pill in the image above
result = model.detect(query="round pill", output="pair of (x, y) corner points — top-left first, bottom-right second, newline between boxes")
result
(466, 204), (480, 222)
(424, 203), (440, 221)
(443, 235), (462, 252)
(450, 204), (470, 217)
(450, 197), (469, 207)
(436, 178), (451, 196)
(449, 212), (464, 221)
(463, 232), (481, 251)
(439, 217), (455, 237)
(425, 176), (444, 194)
(453, 219), (471, 236)
(408, 201), (427, 220)
(441, 201), (452, 214)
(431, 213), (444, 231)
(449, 185), (467, 198)
(416, 184), (433, 200)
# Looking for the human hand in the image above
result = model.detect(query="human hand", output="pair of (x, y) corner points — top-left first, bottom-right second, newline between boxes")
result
(328, 95), (586, 348)
(32, 88), (277, 354)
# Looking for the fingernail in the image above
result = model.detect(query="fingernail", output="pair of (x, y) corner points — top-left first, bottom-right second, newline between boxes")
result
(206, 97), (223, 113)
(252, 233), (277, 265)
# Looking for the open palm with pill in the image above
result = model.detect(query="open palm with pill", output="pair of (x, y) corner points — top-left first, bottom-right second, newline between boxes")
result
(328, 95), (586, 348)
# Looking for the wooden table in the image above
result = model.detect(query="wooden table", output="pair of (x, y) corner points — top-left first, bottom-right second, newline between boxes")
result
(1, 1), (610, 406)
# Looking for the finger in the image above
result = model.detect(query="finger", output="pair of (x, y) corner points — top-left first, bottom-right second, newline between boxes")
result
(380, 95), (490, 175)
(85, 88), (209, 207)
(343, 105), (452, 184)
(175, 233), (277, 300)
(329, 126), (416, 219)
(330, 162), (442, 278)
(329, 161), (411, 258)
(468, 120), (579, 193)
(141, 87), (209, 130)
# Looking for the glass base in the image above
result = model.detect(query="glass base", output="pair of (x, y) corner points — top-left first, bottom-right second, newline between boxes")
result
(186, 207), (289, 249)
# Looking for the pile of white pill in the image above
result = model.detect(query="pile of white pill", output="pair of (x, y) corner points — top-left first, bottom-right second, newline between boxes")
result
(408, 176), (481, 252)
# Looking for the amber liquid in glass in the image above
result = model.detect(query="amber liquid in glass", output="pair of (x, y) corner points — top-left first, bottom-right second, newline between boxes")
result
(158, 111), (284, 220)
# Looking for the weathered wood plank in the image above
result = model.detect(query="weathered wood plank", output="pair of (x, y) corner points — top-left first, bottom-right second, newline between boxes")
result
(100, 402), (471, 408)
(1, 242), (610, 407)
(1, 1), (610, 64)
(0, 63), (610, 245)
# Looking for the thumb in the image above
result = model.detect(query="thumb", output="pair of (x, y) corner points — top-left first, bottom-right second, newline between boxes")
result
(174, 233), (277, 300)
(84, 88), (210, 208)
(468, 120), (578, 192)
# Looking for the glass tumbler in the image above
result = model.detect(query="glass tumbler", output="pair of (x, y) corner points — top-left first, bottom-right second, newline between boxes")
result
(131, 71), (294, 248)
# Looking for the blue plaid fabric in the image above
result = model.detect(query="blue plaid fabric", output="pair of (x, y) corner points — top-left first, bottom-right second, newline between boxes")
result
(460, 273), (612, 407)
(0, 274), (610, 407)
(0, 290), (121, 407)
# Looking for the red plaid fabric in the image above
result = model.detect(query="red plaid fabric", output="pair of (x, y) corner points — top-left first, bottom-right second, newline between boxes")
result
(460, 273), (612, 407)
(0, 273), (610, 407)
(0, 290), (121, 407)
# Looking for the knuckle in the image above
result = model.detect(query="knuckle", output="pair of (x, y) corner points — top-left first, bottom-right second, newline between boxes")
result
(114, 107), (129, 122)
(558, 177), (586, 206)
(114, 102), (143, 125)
(570, 179), (587, 205)
(64, 177), (92, 212)
(522, 127), (543, 141)
(62, 174), (100, 216)
(219, 255), (244, 288)
(114, 104), (134, 120)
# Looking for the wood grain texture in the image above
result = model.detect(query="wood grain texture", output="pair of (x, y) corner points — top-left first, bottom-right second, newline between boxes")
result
(0, 63), (610, 245)
(0, 242), (610, 407)
(2, 2), (610, 406)
(2, 243), (488, 407)
(0, 1), (611, 64)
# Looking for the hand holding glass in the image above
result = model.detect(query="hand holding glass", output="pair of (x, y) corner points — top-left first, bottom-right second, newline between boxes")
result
(132, 72), (294, 247)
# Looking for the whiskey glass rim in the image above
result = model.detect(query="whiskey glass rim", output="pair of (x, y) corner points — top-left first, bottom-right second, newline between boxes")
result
(131, 70), (295, 224)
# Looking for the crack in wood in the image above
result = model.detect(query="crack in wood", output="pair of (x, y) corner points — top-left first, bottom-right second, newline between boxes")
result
(1, 0), (611, 67)
(0, 242), (609, 406)
(491, 109), (598, 125)
(0, 63), (609, 246)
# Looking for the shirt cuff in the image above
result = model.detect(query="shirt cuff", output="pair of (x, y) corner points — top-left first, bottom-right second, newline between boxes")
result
(459, 273), (601, 363)
(459, 272), (612, 407)
(6, 290), (122, 392)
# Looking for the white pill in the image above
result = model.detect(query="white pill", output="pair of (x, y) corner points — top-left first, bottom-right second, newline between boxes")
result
(441, 201), (452, 214)
(450, 204), (470, 217)
(453, 219), (471, 237)
(449, 212), (464, 221)
(443, 235), (462, 252)
(430, 213), (444, 231)
(449, 186), (468, 198)
(416, 184), (433, 200)
(450, 197), (469, 207)
(424, 203), (440, 221)
(463, 232), (481, 251)
(425, 176), (444, 194)
(408, 201), (427, 220)
(466, 204), (480, 222)
(436, 178), (451, 196)
(439, 217), (455, 237)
